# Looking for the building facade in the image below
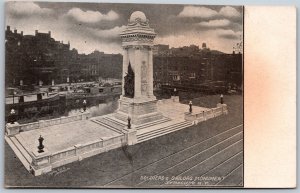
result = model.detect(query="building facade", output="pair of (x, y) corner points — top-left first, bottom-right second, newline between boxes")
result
(5, 26), (122, 88)
(153, 45), (242, 93)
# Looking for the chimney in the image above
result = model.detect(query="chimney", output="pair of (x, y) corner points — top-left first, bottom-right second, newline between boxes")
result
(21, 31), (23, 36)
(7, 26), (10, 32)
(35, 30), (38, 35)
(48, 31), (51, 37)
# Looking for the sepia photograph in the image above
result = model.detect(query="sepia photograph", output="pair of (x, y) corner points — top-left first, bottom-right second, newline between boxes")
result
(4, 1), (244, 188)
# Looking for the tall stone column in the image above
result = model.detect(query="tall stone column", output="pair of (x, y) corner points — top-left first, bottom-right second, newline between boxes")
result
(148, 47), (154, 97)
(122, 47), (128, 96)
(134, 47), (142, 98)
(115, 11), (163, 125)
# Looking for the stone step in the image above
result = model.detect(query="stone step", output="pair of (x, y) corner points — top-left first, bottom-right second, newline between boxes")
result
(10, 136), (33, 164)
(103, 116), (126, 127)
(97, 118), (125, 131)
(14, 135), (33, 163)
(108, 115), (128, 125)
(92, 119), (123, 134)
(138, 121), (191, 138)
(137, 122), (192, 143)
(94, 116), (125, 128)
(5, 136), (32, 170)
(137, 121), (192, 143)
(114, 112), (128, 122)
(135, 117), (171, 130)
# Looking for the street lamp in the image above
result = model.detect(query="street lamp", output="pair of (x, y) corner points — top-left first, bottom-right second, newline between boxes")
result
(10, 109), (16, 124)
(189, 101), (193, 113)
(220, 94), (224, 104)
(83, 99), (87, 112)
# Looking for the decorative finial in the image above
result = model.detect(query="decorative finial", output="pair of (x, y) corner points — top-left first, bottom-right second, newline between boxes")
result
(38, 135), (44, 153)
(127, 116), (131, 129)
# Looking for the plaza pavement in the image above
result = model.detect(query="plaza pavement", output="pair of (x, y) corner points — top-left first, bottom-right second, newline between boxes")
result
(13, 99), (208, 155)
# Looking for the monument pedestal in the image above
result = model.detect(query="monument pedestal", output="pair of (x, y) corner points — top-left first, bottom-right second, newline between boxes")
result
(217, 103), (228, 114)
(30, 148), (52, 176)
(6, 122), (20, 136)
(115, 96), (164, 125)
(123, 126), (137, 145)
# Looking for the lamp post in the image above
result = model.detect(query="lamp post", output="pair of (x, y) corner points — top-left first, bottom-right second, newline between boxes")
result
(189, 101), (192, 113)
(10, 109), (16, 124)
(83, 99), (87, 112)
(220, 94), (224, 104)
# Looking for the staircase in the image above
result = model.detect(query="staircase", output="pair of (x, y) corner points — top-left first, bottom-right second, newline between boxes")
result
(135, 117), (171, 130)
(91, 116), (126, 134)
(5, 135), (32, 170)
(137, 121), (193, 143)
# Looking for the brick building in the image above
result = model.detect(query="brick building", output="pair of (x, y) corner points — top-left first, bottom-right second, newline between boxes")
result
(153, 45), (243, 92)
(5, 26), (122, 87)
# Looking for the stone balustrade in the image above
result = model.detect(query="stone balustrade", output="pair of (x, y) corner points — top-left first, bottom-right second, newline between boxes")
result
(30, 134), (125, 175)
(184, 103), (228, 124)
(5, 111), (91, 136)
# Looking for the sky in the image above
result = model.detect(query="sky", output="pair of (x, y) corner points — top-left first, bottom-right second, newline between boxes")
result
(5, 1), (243, 54)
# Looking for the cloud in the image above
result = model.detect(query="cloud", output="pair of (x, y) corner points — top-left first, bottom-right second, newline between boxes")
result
(6, 1), (53, 16)
(66, 8), (119, 23)
(178, 6), (218, 18)
(178, 5), (241, 20)
(87, 25), (125, 41)
(219, 6), (241, 18)
(198, 19), (231, 28)
(5, 2), (243, 54)
(217, 29), (242, 40)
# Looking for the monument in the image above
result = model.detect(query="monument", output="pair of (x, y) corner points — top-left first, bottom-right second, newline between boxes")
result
(4, 9), (230, 177)
(114, 11), (164, 125)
